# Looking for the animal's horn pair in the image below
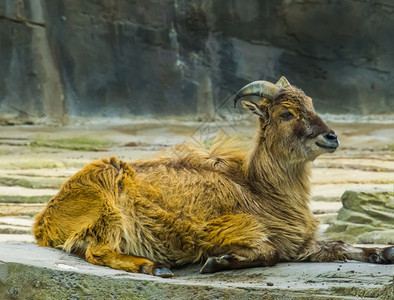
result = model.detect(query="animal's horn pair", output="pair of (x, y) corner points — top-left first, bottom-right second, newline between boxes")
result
(233, 76), (290, 108)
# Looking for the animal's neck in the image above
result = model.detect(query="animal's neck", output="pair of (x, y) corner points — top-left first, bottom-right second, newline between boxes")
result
(244, 134), (311, 208)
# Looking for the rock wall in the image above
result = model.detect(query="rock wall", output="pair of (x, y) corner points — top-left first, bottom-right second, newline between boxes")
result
(1, 0), (394, 123)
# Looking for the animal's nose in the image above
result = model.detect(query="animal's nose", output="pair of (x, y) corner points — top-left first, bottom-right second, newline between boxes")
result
(321, 131), (339, 149)
(315, 131), (339, 152)
(324, 132), (337, 141)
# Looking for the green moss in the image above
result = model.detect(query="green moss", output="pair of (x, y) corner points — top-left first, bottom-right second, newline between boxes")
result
(382, 143), (394, 151)
(337, 208), (375, 224)
(325, 222), (348, 233)
(0, 195), (51, 204)
(0, 211), (40, 217)
(330, 285), (393, 299)
(0, 177), (63, 189)
(344, 223), (375, 235)
(359, 230), (394, 244)
(0, 147), (13, 155)
(311, 196), (340, 202)
(30, 136), (112, 151)
(341, 191), (393, 211)
(11, 159), (66, 169)
(0, 228), (30, 234)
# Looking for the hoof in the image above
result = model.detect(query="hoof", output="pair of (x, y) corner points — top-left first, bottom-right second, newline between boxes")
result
(200, 255), (231, 274)
(369, 253), (384, 264)
(382, 246), (394, 263)
(200, 257), (217, 274)
(153, 267), (174, 278)
(369, 246), (394, 264)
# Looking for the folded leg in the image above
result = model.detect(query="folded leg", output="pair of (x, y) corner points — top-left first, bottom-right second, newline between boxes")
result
(85, 243), (173, 277)
(200, 214), (279, 273)
(298, 241), (394, 264)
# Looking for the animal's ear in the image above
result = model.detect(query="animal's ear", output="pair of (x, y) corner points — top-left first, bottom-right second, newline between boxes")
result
(241, 100), (268, 120)
(276, 76), (290, 88)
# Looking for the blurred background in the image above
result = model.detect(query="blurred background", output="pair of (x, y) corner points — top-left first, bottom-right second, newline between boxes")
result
(1, 0), (393, 125)
(0, 1), (393, 245)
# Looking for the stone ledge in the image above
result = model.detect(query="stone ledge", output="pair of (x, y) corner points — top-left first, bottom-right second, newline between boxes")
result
(0, 241), (393, 299)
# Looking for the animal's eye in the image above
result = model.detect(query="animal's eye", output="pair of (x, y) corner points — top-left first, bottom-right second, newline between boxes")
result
(280, 111), (294, 120)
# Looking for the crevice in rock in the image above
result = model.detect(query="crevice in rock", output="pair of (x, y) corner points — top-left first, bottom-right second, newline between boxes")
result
(0, 14), (45, 28)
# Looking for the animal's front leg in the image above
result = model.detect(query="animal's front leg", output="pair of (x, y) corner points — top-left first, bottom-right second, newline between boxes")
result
(200, 252), (279, 274)
(199, 214), (279, 273)
(299, 241), (394, 264)
(363, 246), (394, 264)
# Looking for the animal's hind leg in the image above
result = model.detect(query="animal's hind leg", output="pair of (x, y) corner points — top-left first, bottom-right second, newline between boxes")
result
(85, 242), (173, 277)
(73, 208), (173, 277)
(298, 241), (394, 264)
(200, 214), (279, 273)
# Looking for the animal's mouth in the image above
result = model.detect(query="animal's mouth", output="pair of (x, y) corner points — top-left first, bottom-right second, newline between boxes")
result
(315, 142), (338, 152)
(314, 132), (339, 153)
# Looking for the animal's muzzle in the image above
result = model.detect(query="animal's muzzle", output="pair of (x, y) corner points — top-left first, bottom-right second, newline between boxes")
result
(315, 131), (339, 152)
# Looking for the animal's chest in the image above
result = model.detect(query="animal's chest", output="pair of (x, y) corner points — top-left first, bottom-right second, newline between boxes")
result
(268, 211), (319, 259)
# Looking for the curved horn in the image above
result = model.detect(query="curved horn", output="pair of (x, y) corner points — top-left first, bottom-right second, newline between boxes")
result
(234, 80), (280, 107)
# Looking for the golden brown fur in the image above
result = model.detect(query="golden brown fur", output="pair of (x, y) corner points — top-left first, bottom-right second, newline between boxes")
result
(33, 83), (394, 276)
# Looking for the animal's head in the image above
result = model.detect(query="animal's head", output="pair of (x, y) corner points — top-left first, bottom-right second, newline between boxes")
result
(234, 77), (339, 162)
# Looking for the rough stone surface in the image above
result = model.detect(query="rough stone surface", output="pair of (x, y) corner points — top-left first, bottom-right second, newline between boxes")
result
(325, 191), (394, 244)
(0, 241), (393, 299)
(1, 0), (394, 124)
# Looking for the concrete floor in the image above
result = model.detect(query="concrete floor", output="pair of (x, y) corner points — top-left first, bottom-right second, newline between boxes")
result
(1, 241), (393, 299)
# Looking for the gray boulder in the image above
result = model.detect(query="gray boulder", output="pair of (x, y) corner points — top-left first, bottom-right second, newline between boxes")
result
(325, 191), (394, 244)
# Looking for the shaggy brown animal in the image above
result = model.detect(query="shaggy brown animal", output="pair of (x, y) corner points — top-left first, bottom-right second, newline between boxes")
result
(33, 77), (393, 277)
